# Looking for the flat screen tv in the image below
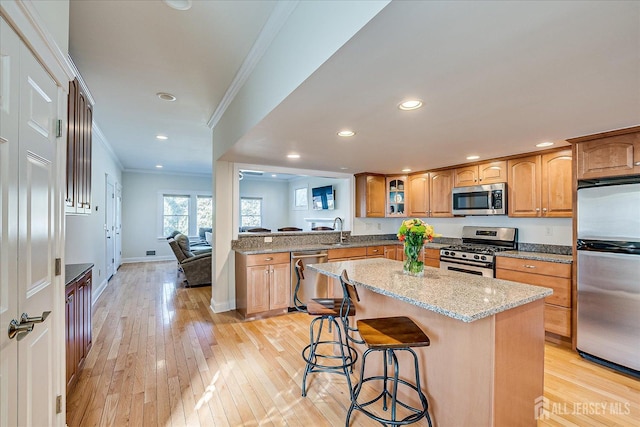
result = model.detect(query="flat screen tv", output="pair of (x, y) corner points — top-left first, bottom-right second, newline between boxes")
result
(312, 185), (335, 210)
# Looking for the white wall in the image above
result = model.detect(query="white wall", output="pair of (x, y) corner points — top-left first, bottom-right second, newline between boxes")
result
(121, 171), (212, 262)
(287, 176), (351, 230)
(239, 179), (288, 231)
(31, 0), (70, 54)
(65, 126), (122, 297)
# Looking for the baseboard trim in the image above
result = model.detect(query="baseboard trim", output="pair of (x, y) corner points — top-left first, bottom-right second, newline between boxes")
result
(210, 299), (233, 313)
(92, 276), (108, 306)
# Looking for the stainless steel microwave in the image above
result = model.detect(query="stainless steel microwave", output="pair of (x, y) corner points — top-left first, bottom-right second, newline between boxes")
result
(452, 183), (506, 215)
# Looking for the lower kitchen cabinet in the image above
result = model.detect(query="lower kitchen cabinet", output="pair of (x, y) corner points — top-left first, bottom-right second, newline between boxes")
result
(235, 252), (290, 319)
(424, 248), (440, 268)
(66, 267), (92, 393)
(496, 257), (572, 339)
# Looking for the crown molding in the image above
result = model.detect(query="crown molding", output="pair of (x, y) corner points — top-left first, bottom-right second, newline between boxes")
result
(92, 123), (124, 171)
(123, 168), (212, 179)
(206, 0), (299, 129)
(67, 55), (96, 106)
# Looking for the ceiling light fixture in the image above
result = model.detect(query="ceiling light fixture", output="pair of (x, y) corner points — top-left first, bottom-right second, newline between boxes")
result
(402, 168), (412, 172)
(155, 164), (163, 169)
(340, 167), (348, 170)
(536, 141), (554, 148)
(156, 135), (168, 140)
(287, 154), (300, 159)
(157, 92), (177, 102)
(466, 155), (480, 160)
(337, 130), (355, 137)
(163, 0), (192, 11)
(271, 174), (277, 178)
(398, 99), (423, 111)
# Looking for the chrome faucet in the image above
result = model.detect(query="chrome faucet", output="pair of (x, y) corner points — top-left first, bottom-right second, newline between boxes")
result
(333, 217), (345, 243)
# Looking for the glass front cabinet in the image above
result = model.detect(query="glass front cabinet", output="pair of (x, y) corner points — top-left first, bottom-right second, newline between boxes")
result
(386, 176), (408, 217)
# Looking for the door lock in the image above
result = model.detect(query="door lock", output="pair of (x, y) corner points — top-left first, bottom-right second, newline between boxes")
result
(7, 311), (51, 341)
(8, 319), (34, 341)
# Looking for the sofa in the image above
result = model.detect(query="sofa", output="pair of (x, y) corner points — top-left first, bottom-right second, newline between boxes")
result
(167, 234), (212, 287)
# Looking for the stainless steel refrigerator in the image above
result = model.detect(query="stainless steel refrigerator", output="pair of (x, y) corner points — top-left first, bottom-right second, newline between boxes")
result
(576, 178), (640, 376)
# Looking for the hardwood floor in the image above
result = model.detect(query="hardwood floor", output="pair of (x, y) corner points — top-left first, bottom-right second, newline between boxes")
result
(66, 261), (639, 426)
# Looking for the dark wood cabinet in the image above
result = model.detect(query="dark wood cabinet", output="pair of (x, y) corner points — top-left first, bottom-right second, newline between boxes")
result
(66, 78), (93, 214)
(66, 268), (92, 393)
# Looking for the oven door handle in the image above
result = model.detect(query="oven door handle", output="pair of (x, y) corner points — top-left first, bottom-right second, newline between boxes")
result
(439, 257), (493, 269)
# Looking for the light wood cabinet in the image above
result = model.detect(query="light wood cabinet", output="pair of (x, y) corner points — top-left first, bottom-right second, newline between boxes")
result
(496, 257), (572, 338)
(454, 161), (507, 187)
(235, 252), (290, 319)
(508, 149), (572, 218)
(66, 268), (92, 393)
(328, 246), (367, 261)
(355, 174), (386, 218)
(386, 176), (408, 217)
(407, 170), (453, 218)
(384, 245), (399, 260)
(66, 78), (93, 215)
(570, 126), (640, 179)
(366, 245), (384, 258)
(424, 248), (440, 268)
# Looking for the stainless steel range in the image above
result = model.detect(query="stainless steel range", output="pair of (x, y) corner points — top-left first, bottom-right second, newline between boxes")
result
(440, 226), (518, 277)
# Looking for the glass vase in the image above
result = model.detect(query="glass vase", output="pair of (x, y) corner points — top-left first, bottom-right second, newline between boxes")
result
(403, 242), (424, 277)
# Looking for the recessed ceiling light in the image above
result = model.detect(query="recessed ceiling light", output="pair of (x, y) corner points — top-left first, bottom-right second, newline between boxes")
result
(271, 174), (277, 178)
(466, 155), (480, 160)
(157, 92), (176, 102)
(398, 99), (423, 111)
(163, 0), (192, 11)
(156, 135), (168, 140)
(337, 130), (355, 137)
(340, 167), (348, 170)
(536, 141), (554, 148)
(402, 168), (412, 172)
(287, 154), (300, 159)
(155, 164), (163, 169)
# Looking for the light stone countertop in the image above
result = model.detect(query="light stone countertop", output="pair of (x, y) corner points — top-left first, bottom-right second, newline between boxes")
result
(234, 240), (447, 255)
(307, 258), (553, 323)
(497, 251), (573, 264)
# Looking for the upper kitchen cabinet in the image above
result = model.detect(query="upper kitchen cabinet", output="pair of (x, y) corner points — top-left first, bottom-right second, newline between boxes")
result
(454, 161), (507, 187)
(386, 176), (408, 217)
(508, 149), (572, 218)
(355, 173), (386, 218)
(407, 170), (453, 218)
(66, 78), (93, 215)
(570, 126), (640, 180)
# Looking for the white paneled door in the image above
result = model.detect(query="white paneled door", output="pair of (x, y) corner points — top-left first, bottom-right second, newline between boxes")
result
(1, 16), (60, 427)
(106, 175), (115, 279)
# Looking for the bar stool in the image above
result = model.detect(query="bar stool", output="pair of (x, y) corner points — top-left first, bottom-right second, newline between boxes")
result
(340, 273), (432, 426)
(294, 262), (359, 397)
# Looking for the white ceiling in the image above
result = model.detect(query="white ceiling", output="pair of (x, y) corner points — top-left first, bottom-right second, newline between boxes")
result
(69, 1), (640, 177)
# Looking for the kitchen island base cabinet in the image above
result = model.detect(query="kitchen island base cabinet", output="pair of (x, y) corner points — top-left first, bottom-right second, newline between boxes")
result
(235, 252), (290, 319)
(348, 285), (545, 426)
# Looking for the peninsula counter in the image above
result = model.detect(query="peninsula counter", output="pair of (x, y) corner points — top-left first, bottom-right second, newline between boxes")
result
(308, 258), (552, 426)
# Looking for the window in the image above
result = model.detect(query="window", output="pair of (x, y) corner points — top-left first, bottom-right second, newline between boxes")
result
(240, 197), (262, 228)
(159, 191), (212, 237)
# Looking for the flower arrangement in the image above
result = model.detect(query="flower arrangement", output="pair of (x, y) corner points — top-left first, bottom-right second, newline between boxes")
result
(397, 219), (440, 276)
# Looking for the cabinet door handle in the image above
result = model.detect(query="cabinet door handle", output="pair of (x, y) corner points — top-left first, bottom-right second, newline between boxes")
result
(523, 264), (536, 269)
(634, 161), (640, 166)
(264, 257), (273, 261)
(372, 249), (379, 253)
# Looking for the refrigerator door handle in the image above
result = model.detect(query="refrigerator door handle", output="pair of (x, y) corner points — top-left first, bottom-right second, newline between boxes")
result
(576, 239), (640, 255)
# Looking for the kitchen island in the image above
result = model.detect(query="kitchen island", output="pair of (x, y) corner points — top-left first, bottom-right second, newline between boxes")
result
(308, 258), (552, 427)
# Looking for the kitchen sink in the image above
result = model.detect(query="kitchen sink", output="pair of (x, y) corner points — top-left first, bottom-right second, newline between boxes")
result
(320, 242), (349, 247)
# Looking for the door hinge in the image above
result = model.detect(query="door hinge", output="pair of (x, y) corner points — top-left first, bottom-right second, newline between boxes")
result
(56, 395), (62, 414)
(55, 119), (63, 138)
(55, 258), (62, 276)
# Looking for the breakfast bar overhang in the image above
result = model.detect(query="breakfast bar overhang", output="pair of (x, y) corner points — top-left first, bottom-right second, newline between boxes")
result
(308, 258), (553, 427)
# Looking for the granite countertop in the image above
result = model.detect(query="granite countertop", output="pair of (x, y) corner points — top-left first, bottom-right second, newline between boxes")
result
(65, 263), (93, 286)
(307, 258), (552, 323)
(497, 251), (573, 264)
(234, 240), (447, 255)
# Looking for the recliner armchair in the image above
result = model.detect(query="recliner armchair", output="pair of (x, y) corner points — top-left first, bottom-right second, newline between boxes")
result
(167, 235), (212, 287)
